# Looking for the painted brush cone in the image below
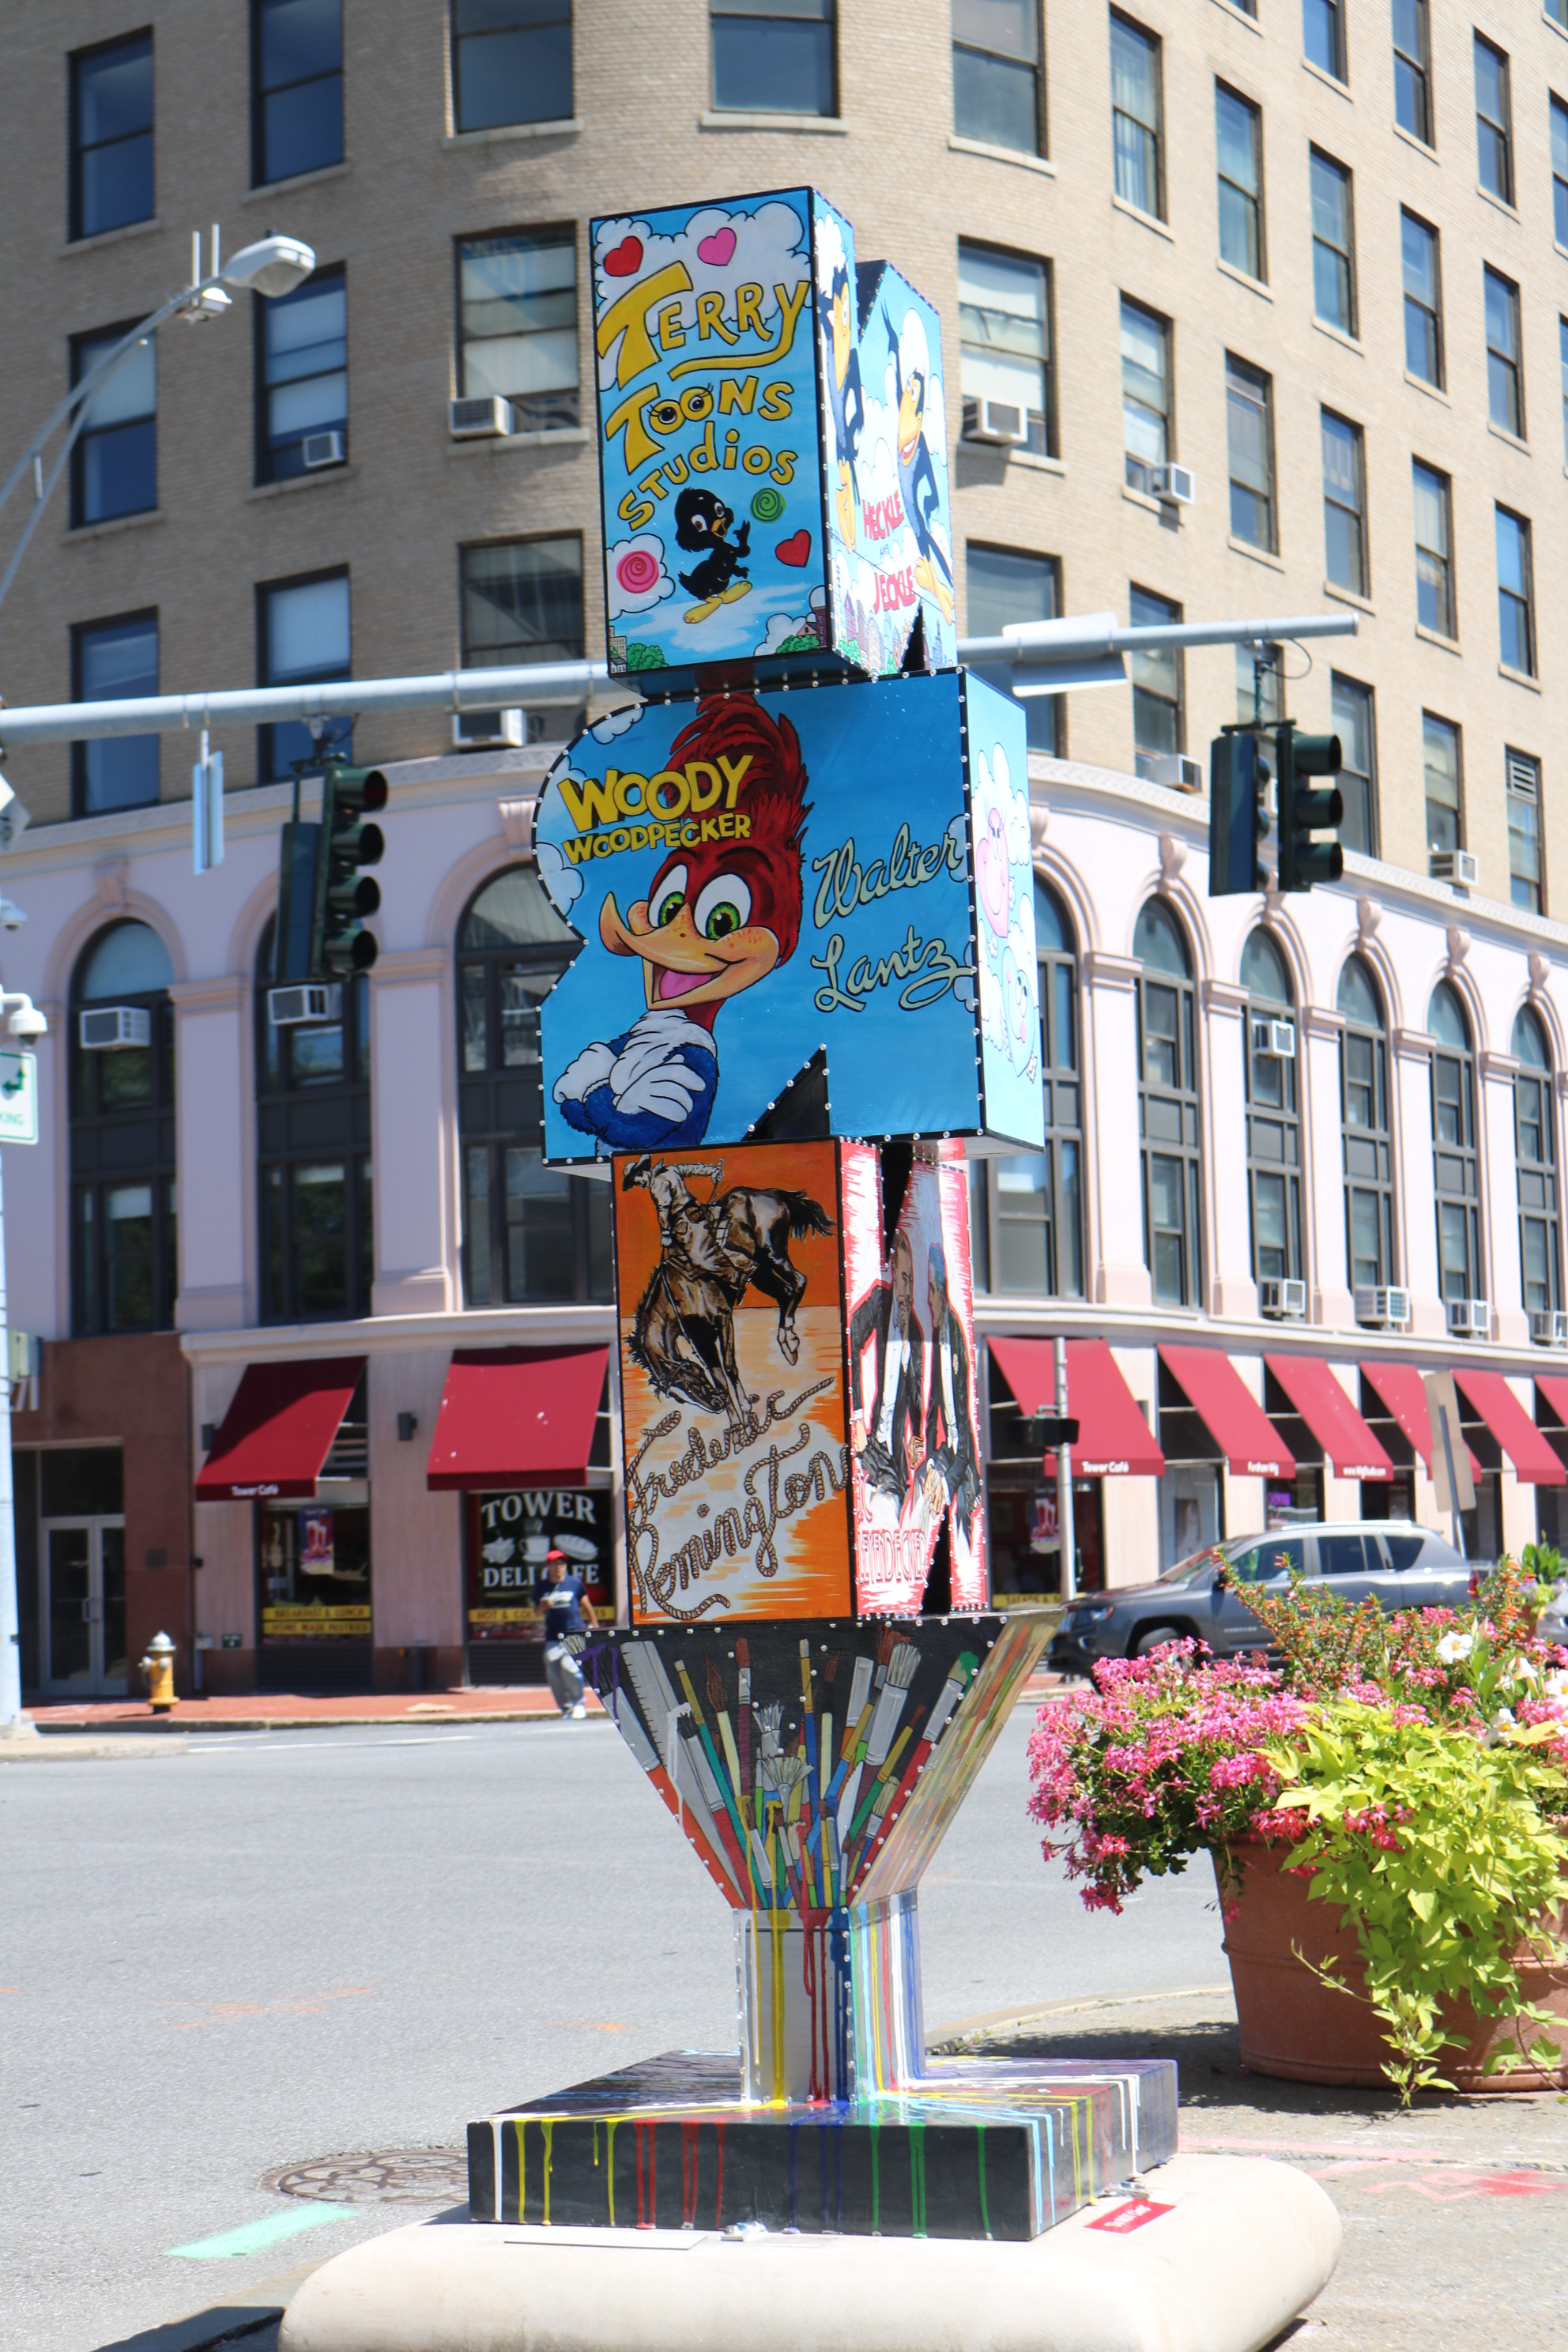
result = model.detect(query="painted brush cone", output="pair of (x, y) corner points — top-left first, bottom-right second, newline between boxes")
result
(1216, 1841), (1568, 2091)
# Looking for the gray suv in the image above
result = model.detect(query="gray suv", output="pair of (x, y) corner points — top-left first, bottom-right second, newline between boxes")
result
(1049, 1521), (1478, 1679)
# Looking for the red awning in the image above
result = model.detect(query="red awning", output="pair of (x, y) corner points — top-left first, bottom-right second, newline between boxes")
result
(425, 1347), (609, 1491)
(1358, 1361), (1483, 1480)
(195, 1358), (365, 1500)
(987, 1336), (1165, 1477)
(1535, 1373), (1568, 1430)
(1159, 1345), (1295, 1479)
(1452, 1367), (1568, 1486)
(1264, 1355), (1393, 1482)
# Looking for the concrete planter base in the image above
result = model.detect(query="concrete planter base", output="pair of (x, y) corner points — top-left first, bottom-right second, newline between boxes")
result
(278, 2154), (1339, 2352)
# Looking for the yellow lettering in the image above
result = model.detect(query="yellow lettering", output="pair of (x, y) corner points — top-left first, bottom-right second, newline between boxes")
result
(613, 771), (647, 816)
(654, 300), (687, 351)
(604, 385), (669, 472)
(695, 291), (738, 344)
(759, 381), (793, 420)
(649, 770), (690, 817)
(637, 467), (670, 501)
(735, 284), (766, 339)
(557, 773), (619, 831)
(734, 813), (751, 839)
(617, 491), (656, 528)
(769, 450), (797, 485)
(685, 761), (724, 812)
(669, 274), (809, 379)
(595, 262), (694, 389)
(718, 375), (760, 415)
(718, 753), (753, 808)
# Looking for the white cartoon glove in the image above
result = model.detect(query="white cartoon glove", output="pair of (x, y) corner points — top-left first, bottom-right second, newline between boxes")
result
(554, 1040), (616, 1103)
(609, 1011), (716, 1120)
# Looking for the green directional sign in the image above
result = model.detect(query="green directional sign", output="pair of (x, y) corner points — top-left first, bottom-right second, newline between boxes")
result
(0, 1050), (39, 1145)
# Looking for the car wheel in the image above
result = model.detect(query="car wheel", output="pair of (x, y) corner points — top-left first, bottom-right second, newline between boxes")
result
(1133, 1623), (1188, 1659)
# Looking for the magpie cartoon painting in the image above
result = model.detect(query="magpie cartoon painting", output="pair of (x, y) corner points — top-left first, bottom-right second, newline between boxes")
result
(673, 488), (752, 624)
(552, 695), (810, 1152)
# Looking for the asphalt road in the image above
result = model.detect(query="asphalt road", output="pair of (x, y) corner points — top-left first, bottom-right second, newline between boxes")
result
(2, 1708), (1226, 2352)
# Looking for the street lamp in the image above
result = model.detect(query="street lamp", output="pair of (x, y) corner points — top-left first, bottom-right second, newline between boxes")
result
(0, 995), (46, 1737)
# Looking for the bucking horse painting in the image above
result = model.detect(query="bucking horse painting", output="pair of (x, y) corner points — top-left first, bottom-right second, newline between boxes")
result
(622, 1154), (834, 1436)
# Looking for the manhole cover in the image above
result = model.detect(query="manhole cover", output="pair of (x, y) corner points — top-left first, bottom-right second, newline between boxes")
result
(262, 2149), (470, 2206)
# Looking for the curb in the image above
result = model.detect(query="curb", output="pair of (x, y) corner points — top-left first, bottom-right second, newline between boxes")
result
(90, 2262), (326, 2352)
(928, 1983), (1234, 2050)
(0, 1733), (190, 1761)
(26, 1709), (612, 1736)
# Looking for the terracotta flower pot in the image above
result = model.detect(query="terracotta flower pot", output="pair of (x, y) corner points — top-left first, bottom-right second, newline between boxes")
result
(1216, 1840), (1568, 2091)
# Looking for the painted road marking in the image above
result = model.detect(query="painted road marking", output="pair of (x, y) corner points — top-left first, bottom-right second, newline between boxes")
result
(192, 1734), (481, 1753)
(168, 2206), (357, 2259)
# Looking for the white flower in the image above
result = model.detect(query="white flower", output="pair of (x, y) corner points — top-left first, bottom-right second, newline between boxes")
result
(1486, 1706), (1517, 1745)
(1506, 1655), (1541, 1687)
(1435, 1630), (1475, 1664)
(1541, 1669), (1568, 1707)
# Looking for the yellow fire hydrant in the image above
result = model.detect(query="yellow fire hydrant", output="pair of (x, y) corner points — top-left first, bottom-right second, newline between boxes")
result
(140, 1630), (177, 1714)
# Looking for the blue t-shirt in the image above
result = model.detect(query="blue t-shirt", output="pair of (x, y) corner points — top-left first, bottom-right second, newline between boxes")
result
(541, 1574), (586, 1638)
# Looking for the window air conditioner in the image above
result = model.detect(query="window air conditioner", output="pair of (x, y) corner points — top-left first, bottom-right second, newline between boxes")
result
(1259, 1277), (1307, 1319)
(1150, 462), (1197, 505)
(1430, 849), (1479, 888)
(78, 1006), (151, 1050)
(1446, 1296), (1491, 1339)
(268, 984), (342, 1027)
(301, 429), (345, 469)
(450, 395), (514, 439)
(1250, 1016), (1296, 1058)
(960, 397), (1027, 447)
(453, 708), (525, 750)
(1139, 752), (1203, 791)
(1531, 1308), (1568, 1347)
(1355, 1284), (1412, 1329)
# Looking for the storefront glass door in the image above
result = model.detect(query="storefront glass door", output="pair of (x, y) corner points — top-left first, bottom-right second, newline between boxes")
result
(42, 1518), (126, 1693)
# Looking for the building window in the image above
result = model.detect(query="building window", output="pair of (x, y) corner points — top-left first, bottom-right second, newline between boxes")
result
(958, 244), (1052, 457)
(1216, 85), (1264, 280)
(452, 0), (572, 132)
(1484, 267), (1524, 438)
(462, 537), (584, 742)
(70, 32), (153, 241)
(259, 570), (352, 782)
(458, 867), (609, 1305)
(72, 614), (159, 816)
(1554, 98), (1568, 245)
(1514, 1006), (1559, 1316)
(1496, 505), (1536, 676)
(1401, 211), (1443, 386)
(1507, 749), (1543, 913)
(1135, 898), (1201, 1308)
(710, 0), (836, 115)
(978, 879), (1083, 1297)
(1393, 0), (1431, 142)
(1130, 585), (1182, 775)
(1338, 955), (1394, 1291)
(1321, 411), (1366, 597)
(1226, 355), (1275, 552)
(1236, 642), (1283, 726)
(1332, 674), (1376, 856)
(1303, 0), (1344, 82)
(257, 264), (346, 482)
(1242, 931), (1300, 1287)
(70, 922), (176, 1336)
(952, 0), (1042, 155)
(1413, 462), (1455, 639)
(965, 543), (1062, 755)
(1475, 34), (1513, 205)
(1423, 714), (1462, 865)
(457, 228), (580, 432)
(1429, 982), (1480, 1305)
(70, 326), (155, 528)
(1110, 14), (1163, 219)
(1310, 151), (1355, 334)
(257, 920), (371, 1322)
(252, 0), (344, 187)
(1120, 298), (1170, 494)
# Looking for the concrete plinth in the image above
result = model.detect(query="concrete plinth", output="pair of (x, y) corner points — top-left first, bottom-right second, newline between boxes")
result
(278, 2154), (1340, 2352)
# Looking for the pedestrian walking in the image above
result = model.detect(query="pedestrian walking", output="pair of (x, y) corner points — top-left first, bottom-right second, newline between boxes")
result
(541, 1548), (597, 1718)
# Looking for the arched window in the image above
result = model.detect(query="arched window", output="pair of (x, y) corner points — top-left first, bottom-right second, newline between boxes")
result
(1513, 1004), (1560, 1318)
(1240, 929), (1300, 1286)
(70, 920), (175, 1333)
(1429, 981), (1480, 1306)
(256, 924), (371, 1321)
(1134, 897), (1201, 1306)
(1337, 955), (1393, 1295)
(982, 878), (1083, 1295)
(457, 865), (609, 1304)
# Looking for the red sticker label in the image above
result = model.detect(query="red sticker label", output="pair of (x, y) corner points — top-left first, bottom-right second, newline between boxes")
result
(1086, 2196), (1174, 2234)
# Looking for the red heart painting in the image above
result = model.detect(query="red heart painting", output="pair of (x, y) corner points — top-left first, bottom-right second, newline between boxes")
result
(603, 236), (643, 278)
(775, 530), (812, 567)
(696, 228), (737, 267)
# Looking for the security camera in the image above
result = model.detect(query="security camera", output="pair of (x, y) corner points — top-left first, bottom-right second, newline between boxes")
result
(9, 1004), (46, 1038)
(0, 900), (25, 930)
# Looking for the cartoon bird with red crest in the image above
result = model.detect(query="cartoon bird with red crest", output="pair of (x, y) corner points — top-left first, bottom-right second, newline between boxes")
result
(553, 695), (811, 1151)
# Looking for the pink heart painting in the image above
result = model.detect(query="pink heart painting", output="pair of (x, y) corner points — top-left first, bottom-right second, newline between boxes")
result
(602, 236), (643, 278)
(775, 530), (811, 567)
(696, 227), (737, 267)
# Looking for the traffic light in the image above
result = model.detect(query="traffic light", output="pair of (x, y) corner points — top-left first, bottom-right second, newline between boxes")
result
(1276, 724), (1344, 893)
(1208, 728), (1272, 896)
(317, 763), (387, 976)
